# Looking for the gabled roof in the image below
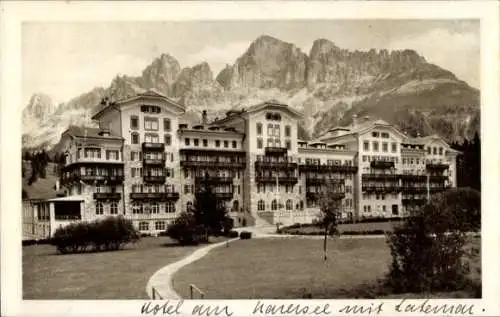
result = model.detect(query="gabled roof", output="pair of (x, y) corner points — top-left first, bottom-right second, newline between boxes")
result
(91, 89), (185, 119)
(320, 118), (406, 142)
(212, 100), (303, 125)
(63, 126), (123, 141)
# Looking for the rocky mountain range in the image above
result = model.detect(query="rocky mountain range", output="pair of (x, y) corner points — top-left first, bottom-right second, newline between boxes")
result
(22, 35), (480, 150)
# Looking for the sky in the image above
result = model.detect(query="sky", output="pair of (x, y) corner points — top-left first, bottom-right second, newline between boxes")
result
(22, 20), (479, 106)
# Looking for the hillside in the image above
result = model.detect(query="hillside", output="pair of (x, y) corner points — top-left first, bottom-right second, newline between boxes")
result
(22, 161), (59, 200)
(22, 35), (480, 150)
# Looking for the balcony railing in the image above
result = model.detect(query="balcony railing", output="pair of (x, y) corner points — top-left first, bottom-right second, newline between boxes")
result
(305, 178), (345, 186)
(130, 192), (180, 201)
(402, 186), (428, 194)
(195, 176), (233, 184)
(362, 185), (401, 193)
(180, 160), (246, 169)
(429, 175), (448, 181)
(142, 142), (165, 151)
(143, 175), (166, 183)
(401, 174), (427, 181)
(143, 158), (165, 166)
(306, 192), (345, 201)
(93, 192), (122, 200)
(62, 174), (124, 184)
(255, 161), (297, 170)
(255, 176), (298, 184)
(402, 198), (427, 205)
(214, 192), (233, 200)
(362, 173), (400, 181)
(426, 163), (449, 170)
(265, 147), (288, 155)
(299, 164), (358, 173)
(370, 161), (395, 169)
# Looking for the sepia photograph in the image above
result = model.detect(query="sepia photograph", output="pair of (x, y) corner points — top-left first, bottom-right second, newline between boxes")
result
(2, 1), (499, 316)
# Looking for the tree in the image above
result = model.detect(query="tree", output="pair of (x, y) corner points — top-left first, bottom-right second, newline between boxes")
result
(386, 187), (480, 293)
(193, 172), (232, 235)
(317, 180), (342, 261)
(165, 211), (204, 245)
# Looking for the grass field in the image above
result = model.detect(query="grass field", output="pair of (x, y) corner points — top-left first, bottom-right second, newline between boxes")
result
(173, 237), (481, 299)
(280, 221), (404, 235)
(23, 236), (224, 299)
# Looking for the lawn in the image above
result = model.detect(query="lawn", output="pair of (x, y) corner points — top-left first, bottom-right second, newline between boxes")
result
(173, 237), (481, 299)
(23, 236), (223, 299)
(280, 221), (404, 235)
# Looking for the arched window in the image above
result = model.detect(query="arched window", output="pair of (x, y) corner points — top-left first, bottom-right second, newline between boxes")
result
(132, 202), (142, 214)
(271, 199), (278, 211)
(286, 199), (293, 210)
(300, 200), (304, 210)
(232, 200), (239, 211)
(139, 221), (149, 231)
(151, 202), (159, 214)
(186, 201), (193, 212)
(165, 202), (175, 213)
(110, 202), (118, 214)
(95, 202), (104, 215)
(258, 200), (265, 211)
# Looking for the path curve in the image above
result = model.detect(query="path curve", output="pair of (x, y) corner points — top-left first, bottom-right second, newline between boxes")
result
(145, 228), (387, 299)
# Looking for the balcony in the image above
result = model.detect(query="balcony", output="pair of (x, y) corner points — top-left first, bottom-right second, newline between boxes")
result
(143, 157), (165, 166)
(180, 160), (246, 169)
(401, 174), (427, 181)
(255, 160), (297, 170)
(265, 147), (287, 155)
(305, 178), (345, 186)
(67, 174), (124, 184)
(255, 176), (298, 184)
(143, 175), (166, 183)
(370, 161), (395, 169)
(430, 186), (449, 192)
(362, 185), (401, 193)
(402, 186), (428, 194)
(195, 176), (233, 184)
(299, 164), (358, 173)
(426, 163), (449, 170)
(214, 192), (234, 200)
(306, 192), (345, 201)
(429, 175), (448, 182)
(93, 192), (121, 200)
(362, 173), (400, 181)
(130, 192), (180, 201)
(142, 142), (165, 151)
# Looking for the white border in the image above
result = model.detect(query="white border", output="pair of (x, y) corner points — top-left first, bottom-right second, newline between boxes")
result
(1, 1), (499, 316)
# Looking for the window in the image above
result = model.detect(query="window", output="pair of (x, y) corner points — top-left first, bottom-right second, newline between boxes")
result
(256, 123), (262, 135)
(257, 138), (263, 149)
(271, 199), (278, 211)
(215, 140), (220, 147)
(381, 132), (389, 138)
(155, 221), (165, 231)
(106, 150), (119, 160)
(165, 202), (175, 213)
(363, 141), (369, 151)
(391, 143), (397, 153)
(96, 202), (104, 215)
(232, 141), (237, 148)
(145, 133), (159, 143)
(439, 147), (443, 155)
(382, 142), (388, 152)
(372, 141), (379, 152)
(130, 116), (139, 130)
(224, 140), (229, 148)
(163, 134), (171, 146)
(232, 200), (239, 212)
(285, 125), (291, 137)
(110, 202), (118, 214)
(286, 199), (293, 210)
(132, 202), (142, 214)
(372, 131), (379, 137)
(194, 139), (199, 146)
(433, 147), (437, 155)
(299, 201), (304, 210)
(186, 201), (193, 212)
(163, 118), (171, 131)
(185, 138), (190, 146)
(139, 221), (149, 231)
(151, 202), (159, 214)
(427, 147), (431, 154)
(274, 125), (280, 137)
(267, 124), (273, 136)
(144, 117), (159, 130)
(203, 139), (208, 147)
(286, 140), (291, 150)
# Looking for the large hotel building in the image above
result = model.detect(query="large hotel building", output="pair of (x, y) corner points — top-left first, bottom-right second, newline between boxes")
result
(23, 90), (459, 237)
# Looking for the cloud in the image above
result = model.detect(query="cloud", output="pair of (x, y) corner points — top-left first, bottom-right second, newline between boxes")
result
(388, 28), (479, 87)
(185, 41), (250, 74)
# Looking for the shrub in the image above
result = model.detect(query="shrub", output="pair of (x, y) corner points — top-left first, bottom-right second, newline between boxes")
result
(227, 230), (239, 238)
(165, 211), (207, 245)
(239, 231), (252, 239)
(51, 216), (139, 254)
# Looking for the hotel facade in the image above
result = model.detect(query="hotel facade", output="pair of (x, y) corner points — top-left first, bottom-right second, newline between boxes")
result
(23, 90), (459, 237)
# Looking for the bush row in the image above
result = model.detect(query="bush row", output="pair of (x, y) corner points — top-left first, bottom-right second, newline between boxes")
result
(281, 229), (389, 236)
(282, 217), (404, 231)
(239, 231), (252, 239)
(51, 216), (140, 254)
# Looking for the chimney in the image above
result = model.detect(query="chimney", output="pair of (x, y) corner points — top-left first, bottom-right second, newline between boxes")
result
(202, 110), (208, 125)
(352, 114), (358, 127)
